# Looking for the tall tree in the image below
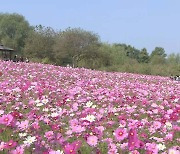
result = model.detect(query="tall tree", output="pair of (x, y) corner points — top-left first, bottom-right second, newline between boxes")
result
(150, 47), (167, 64)
(24, 25), (57, 63)
(138, 48), (149, 63)
(0, 13), (32, 54)
(53, 28), (101, 67)
(151, 47), (167, 58)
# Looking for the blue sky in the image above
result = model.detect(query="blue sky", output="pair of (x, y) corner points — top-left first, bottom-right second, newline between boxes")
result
(0, 0), (180, 54)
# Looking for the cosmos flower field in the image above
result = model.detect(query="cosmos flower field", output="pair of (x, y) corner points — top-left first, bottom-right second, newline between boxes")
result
(0, 60), (179, 154)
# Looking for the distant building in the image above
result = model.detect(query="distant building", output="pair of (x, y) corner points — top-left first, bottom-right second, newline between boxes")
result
(0, 44), (15, 61)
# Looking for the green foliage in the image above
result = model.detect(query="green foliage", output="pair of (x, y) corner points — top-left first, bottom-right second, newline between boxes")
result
(53, 28), (101, 67)
(138, 48), (149, 63)
(150, 55), (166, 65)
(167, 53), (180, 65)
(24, 25), (57, 64)
(151, 47), (167, 58)
(0, 13), (32, 53)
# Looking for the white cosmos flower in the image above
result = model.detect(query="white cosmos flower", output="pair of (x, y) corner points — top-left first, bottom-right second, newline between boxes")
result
(165, 121), (172, 130)
(19, 133), (27, 137)
(157, 143), (166, 151)
(57, 108), (62, 113)
(0, 110), (4, 115)
(51, 112), (59, 117)
(36, 103), (44, 107)
(174, 98), (179, 103)
(23, 136), (36, 145)
(42, 99), (48, 104)
(85, 115), (96, 122)
(43, 108), (49, 112)
(70, 113), (75, 116)
(86, 101), (93, 107)
(92, 105), (97, 108)
(35, 99), (40, 103)
(66, 99), (71, 102)
(49, 150), (64, 154)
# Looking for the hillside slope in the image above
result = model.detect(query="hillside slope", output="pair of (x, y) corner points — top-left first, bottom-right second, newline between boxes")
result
(0, 61), (179, 154)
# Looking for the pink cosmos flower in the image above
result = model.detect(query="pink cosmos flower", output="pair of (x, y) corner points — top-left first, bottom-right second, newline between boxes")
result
(131, 150), (140, 154)
(96, 126), (105, 133)
(11, 111), (21, 119)
(0, 114), (14, 126)
(165, 132), (173, 141)
(4, 140), (17, 149)
(0, 142), (5, 151)
(170, 113), (179, 121)
(128, 129), (140, 151)
(10, 146), (24, 154)
(72, 140), (82, 151)
(146, 143), (158, 154)
(168, 148), (180, 154)
(64, 141), (81, 154)
(71, 125), (85, 133)
(87, 135), (98, 147)
(120, 142), (128, 150)
(69, 119), (79, 127)
(17, 120), (29, 130)
(119, 120), (126, 127)
(114, 128), (128, 141)
(45, 131), (54, 140)
(64, 144), (76, 154)
(153, 121), (161, 129)
(108, 143), (118, 154)
(31, 122), (40, 130)
(51, 124), (59, 131)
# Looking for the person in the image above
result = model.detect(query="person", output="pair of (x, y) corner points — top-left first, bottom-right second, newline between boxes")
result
(25, 58), (29, 63)
(13, 55), (17, 62)
(170, 75), (180, 81)
(20, 57), (24, 62)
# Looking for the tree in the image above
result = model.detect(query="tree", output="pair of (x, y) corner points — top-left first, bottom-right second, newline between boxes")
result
(126, 45), (140, 60)
(151, 47), (167, 58)
(24, 25), (57, 63)
(138, 48), (149, 63)
(150, 47), (167, 64)
(0, 13), (32, 54)
(53, 28), (101, 67)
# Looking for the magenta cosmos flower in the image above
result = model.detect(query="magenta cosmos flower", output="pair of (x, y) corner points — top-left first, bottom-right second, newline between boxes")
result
(4, 140), (17, 149)
(64, 140), (82, 154)
(114, 128), (128, 141)
(128, 129), (140, 151)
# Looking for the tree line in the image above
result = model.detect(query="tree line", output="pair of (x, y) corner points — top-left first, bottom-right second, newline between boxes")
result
(0, 13), (179, 76)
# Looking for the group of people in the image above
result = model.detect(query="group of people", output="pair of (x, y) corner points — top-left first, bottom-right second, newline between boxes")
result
(13, 55), (29, 63)
(170, 75), (180, 81)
